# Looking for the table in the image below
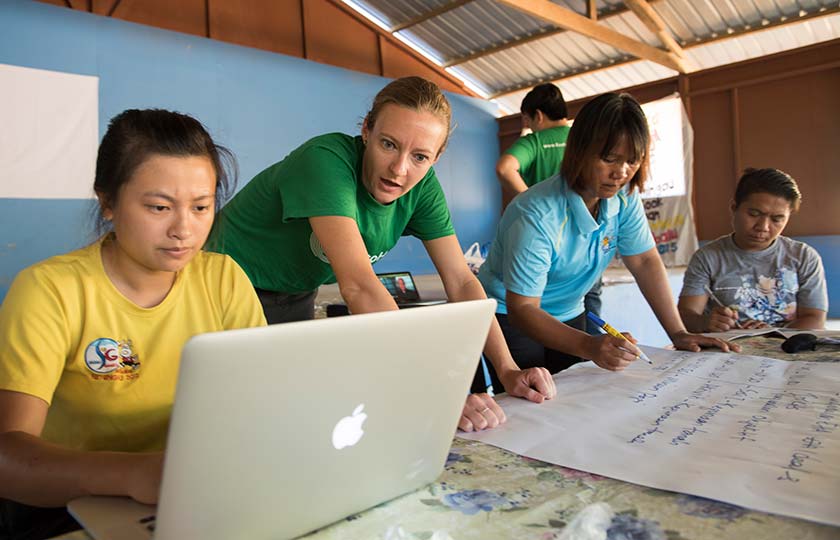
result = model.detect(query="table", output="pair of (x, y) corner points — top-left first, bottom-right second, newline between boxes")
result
(53, 336), (840, 540)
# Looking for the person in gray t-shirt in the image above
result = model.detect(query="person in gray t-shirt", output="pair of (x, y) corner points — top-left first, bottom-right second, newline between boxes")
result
(679, 168), (827, 332)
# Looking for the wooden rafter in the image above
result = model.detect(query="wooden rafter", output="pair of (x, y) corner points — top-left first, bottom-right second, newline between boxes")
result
(496, 0), (688, 72)
(587, 0), (597, 21)
(623, 0), (687, 60)
(489, 55), (639, 98)
(391, 0), (474, 32)
(444, 0), (660, 68)
(325, 0), (478, 98)
(489, 4), (840, 99)
(107, 0), (123, 17)
(675, 5), (840, 49)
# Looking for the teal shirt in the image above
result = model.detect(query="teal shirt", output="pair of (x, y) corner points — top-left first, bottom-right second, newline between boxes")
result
(206, 133), (455, 293)
(478, 175), (655, 321)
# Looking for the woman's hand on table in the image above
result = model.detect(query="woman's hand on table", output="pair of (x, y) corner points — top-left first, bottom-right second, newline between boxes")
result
(585, 333), (640, 371)
(498, 367), (556, 403)
(671, 331), (741, 353)
(459, 393), (505, 432)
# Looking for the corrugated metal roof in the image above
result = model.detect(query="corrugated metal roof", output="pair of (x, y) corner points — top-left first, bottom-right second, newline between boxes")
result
(345, 0), (840, 115)
(495, 10), (840, 113)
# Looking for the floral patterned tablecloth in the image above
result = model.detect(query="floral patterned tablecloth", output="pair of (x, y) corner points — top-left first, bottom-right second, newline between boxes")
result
(53, 336), (840, 540)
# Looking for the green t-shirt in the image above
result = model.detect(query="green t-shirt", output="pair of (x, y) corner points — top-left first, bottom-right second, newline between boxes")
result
(206, 133), (455, 293)
(504, 125), (571, 188)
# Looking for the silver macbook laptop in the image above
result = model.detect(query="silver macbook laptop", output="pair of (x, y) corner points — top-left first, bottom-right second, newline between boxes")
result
(68, 299), (496, 540)
(376, 271), (447, 308)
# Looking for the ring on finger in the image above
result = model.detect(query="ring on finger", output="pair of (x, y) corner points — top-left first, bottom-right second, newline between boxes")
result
(479, 407), (490, 414)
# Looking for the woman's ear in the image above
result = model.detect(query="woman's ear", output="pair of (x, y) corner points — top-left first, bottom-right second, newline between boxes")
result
(361, 116), (371, 145)
(96, 191), (114, 221)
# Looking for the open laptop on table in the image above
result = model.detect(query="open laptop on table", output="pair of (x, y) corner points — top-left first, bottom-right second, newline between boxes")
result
(376, 271), (447, 308)
(68, 299), (496, 540)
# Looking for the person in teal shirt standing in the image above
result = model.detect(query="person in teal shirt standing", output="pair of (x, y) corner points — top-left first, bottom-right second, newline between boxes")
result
(207, 77), (557, 432)
(478, 93), (734, 393)
(496, 83), (603, 336)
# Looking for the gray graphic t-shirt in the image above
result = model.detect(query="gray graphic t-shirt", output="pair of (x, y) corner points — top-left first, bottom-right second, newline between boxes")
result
(681, 235), (827, 326)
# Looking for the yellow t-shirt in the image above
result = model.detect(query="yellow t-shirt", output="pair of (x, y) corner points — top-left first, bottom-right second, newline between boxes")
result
(0, 238), (266, 452)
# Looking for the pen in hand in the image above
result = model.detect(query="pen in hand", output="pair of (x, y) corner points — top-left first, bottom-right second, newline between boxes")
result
(703, 285), (742, 329)
(586, 312), (653, 365)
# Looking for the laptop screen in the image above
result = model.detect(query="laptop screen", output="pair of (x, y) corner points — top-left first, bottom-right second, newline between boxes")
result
(377, 272), (420, 302)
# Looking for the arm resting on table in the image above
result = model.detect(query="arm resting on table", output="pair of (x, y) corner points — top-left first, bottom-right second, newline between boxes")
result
(0, 389), (162, 507)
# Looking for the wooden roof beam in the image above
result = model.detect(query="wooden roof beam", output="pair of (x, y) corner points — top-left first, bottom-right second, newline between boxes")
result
(391, 0), (474, 32)
(325, 0), (479, 97)
(623, 0), (689, 62)
(489, 5), (840, 99)
(495, 0), (689, 73)
(445, 1), (652, 67)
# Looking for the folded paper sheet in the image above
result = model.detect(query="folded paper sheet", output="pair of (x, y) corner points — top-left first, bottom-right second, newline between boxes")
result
(460, 348), (840, 526)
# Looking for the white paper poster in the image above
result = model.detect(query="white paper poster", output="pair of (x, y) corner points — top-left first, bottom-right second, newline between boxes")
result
(0, 63), (98, 199)
(461, 349), (840, 527)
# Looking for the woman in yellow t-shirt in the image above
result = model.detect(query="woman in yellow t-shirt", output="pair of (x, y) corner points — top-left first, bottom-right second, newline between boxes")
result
(0, 109), (266, 539)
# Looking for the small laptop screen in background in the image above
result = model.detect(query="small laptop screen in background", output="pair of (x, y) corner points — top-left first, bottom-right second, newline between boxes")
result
(377, 272), (420, 302)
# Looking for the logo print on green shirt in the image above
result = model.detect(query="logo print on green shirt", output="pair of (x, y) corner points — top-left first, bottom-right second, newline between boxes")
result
(308, 232), (389, 265)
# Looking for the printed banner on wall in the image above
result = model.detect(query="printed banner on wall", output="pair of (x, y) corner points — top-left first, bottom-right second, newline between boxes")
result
(0, 64), (98, 199)
(611, 94), (698, 268)
(641, 94), (698, 266)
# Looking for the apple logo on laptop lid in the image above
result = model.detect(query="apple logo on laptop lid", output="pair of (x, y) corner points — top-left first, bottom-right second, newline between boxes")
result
(332, 404), (367, 450)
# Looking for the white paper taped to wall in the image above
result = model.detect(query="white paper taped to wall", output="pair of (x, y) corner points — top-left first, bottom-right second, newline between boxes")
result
(460, 348), (840, 527)
(0, 63), (98, 199)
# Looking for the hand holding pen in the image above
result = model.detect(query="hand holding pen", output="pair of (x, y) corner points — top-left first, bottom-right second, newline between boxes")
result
(585, 312), (652, 371)
(703, 286), (743, 331)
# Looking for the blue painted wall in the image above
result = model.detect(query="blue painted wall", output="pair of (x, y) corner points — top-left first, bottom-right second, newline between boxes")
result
(794, 236), (839, 319)
(600, 273), (685, 347)
(0, 0), (501, 301)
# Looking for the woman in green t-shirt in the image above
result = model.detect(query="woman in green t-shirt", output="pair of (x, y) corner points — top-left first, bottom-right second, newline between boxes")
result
(208, 77), (557, 432)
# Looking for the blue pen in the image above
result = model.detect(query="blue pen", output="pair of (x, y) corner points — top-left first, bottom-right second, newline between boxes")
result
(479, 355), (495, 396)
(586, 312), (653, 364)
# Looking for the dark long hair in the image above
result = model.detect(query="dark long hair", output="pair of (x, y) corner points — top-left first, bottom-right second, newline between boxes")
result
(93, 108), (237, 234)
(560, 93), (650, 194)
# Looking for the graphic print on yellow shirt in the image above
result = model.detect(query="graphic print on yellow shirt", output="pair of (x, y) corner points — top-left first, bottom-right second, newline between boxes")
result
(84, 337), (141, 380)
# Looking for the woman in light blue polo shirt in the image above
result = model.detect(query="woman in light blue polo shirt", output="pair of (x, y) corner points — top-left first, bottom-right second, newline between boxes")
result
(477, 93), (732, 392)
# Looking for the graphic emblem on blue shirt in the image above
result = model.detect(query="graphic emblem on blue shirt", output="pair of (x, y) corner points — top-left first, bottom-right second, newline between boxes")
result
(84, 338), (141, 374)
(601, 235), (616, 254)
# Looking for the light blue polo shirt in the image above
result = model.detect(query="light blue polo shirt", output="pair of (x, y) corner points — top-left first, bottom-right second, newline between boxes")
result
(478, 174), (655, 321)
